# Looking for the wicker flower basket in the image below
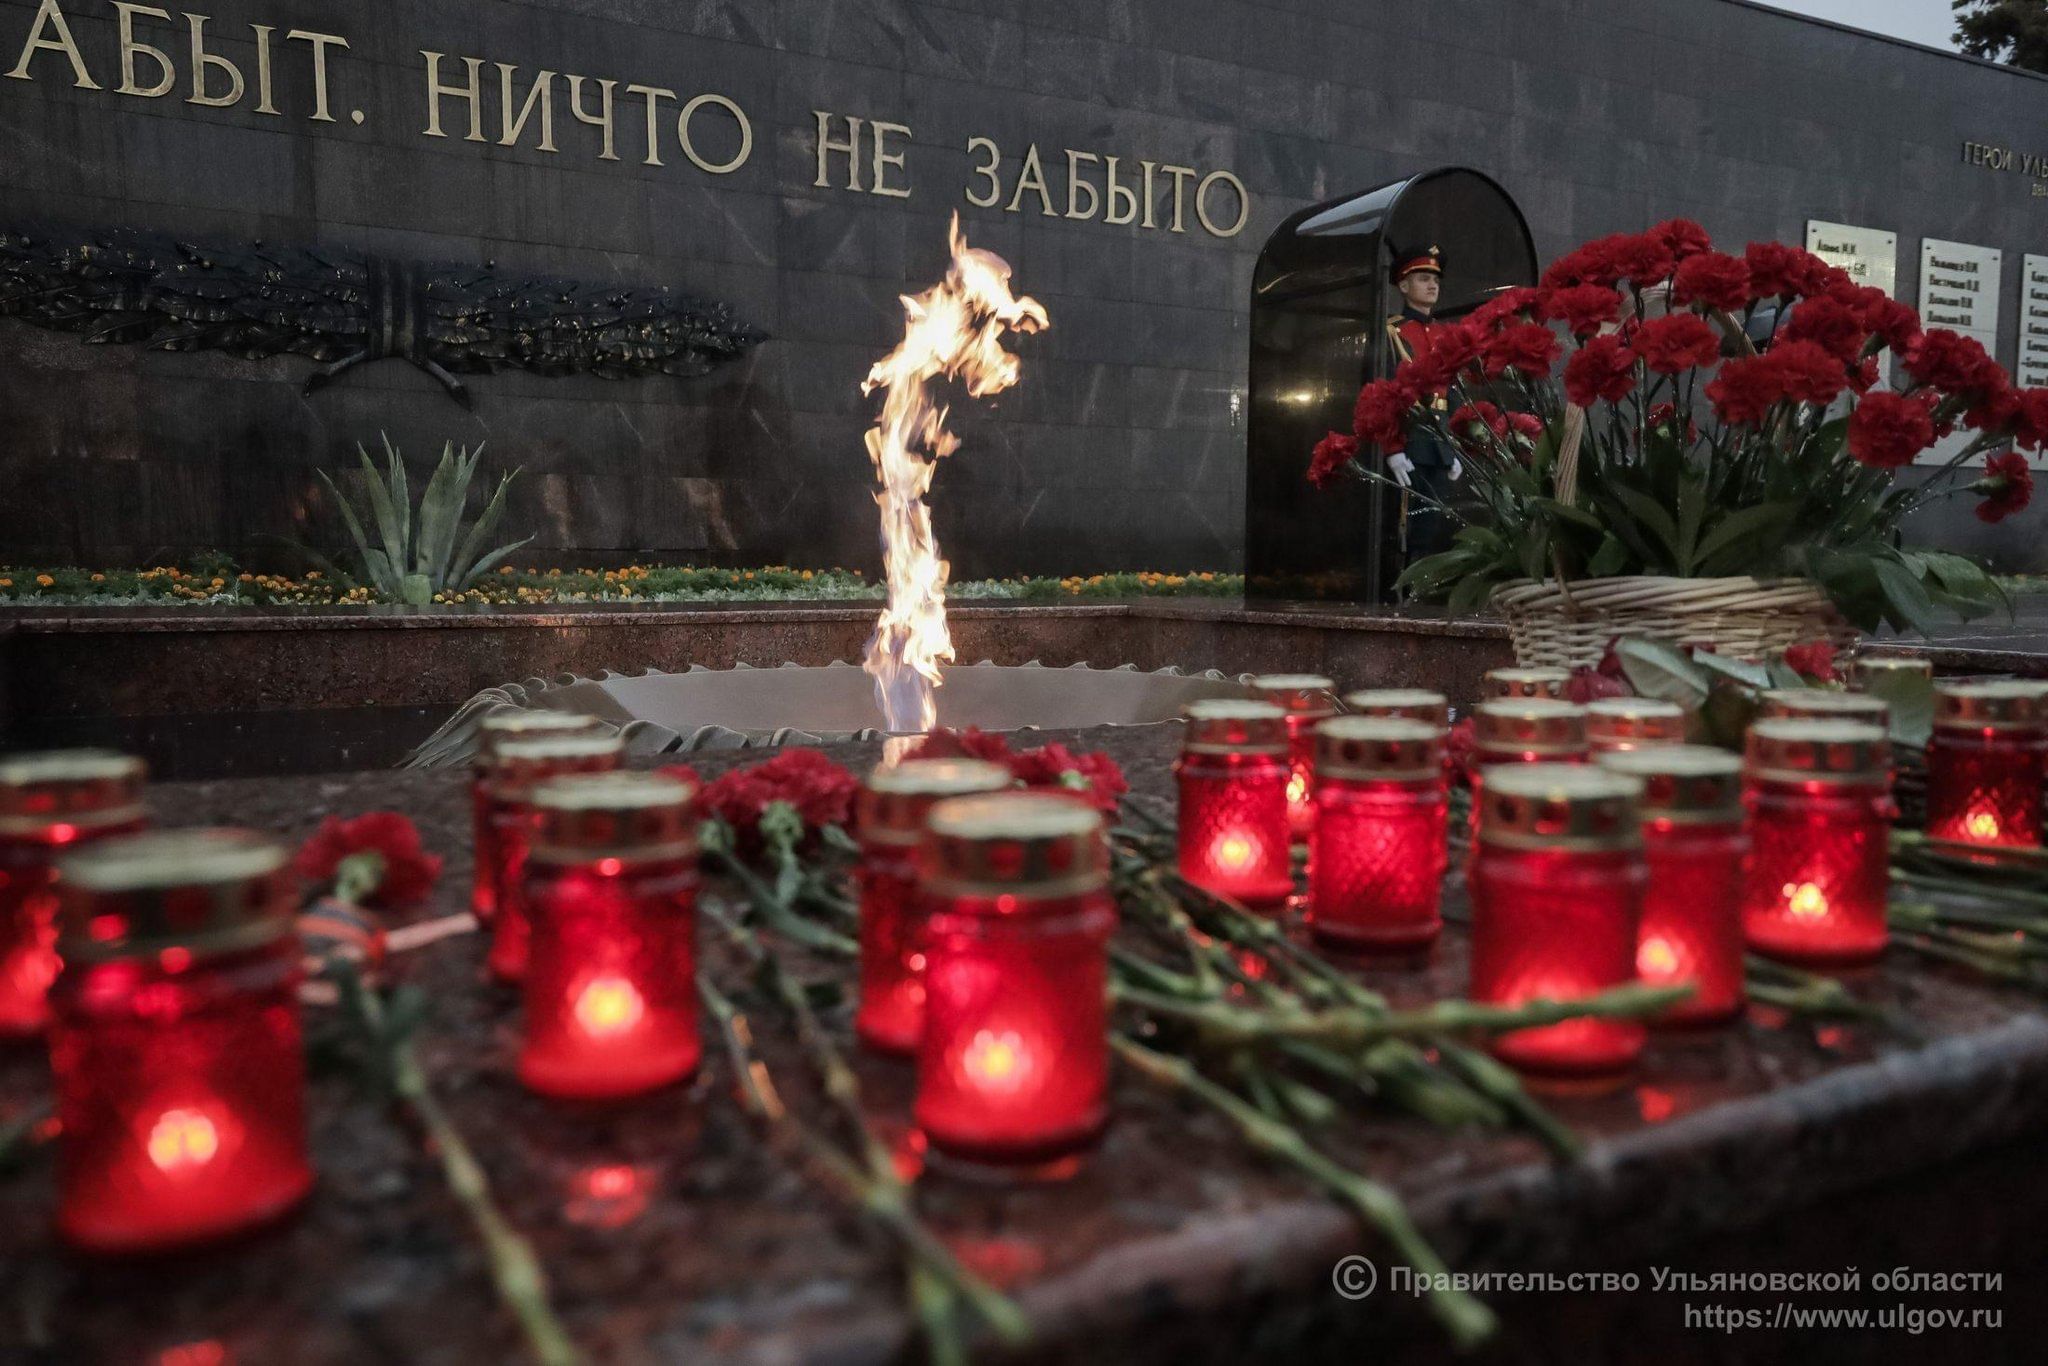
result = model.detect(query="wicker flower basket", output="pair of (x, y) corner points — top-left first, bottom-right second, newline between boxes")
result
(1489, 576), (1859, 669)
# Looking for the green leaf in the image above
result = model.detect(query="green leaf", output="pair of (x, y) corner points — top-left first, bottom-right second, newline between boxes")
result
(1529, 497), (1604, 533)
(1601, 482), (1685, 571)
(356, 441), (409, 580)
(1673, 473), (1707, 573)
(1586, 533), (1632, 577)
(1691, 648), (1772, 691)
(448, 468), (523, 589)
(1691, 502), (1798, 577)
(1616, 637), (1712, 710)
(413, 441), (471, 590)
(1872, 556), (1936, 634)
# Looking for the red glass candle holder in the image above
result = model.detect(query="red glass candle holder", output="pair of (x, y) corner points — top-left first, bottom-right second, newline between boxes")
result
(1468, 763), (1647, 1080)
(1342, 688), (1451, 729)
(853, 758), (1013, 1056)
(1308, 717), (1448, 951)
(470, 711), (605, 924)
(1584, 697), (1687, 755)
(1597, 746), (1747, 1026)
(484, 732), (624, 982)
(1249, 674), (1338, 842)
(1176, 701), (1295, 908)
(1484, 667), (1571, 701)
(1741, 720), (1893, 966)
(519, 772), (702, 1099)
(1925, 681), (2048, 849)
(49, 829), (311, 1253)
(1758, 689), (1888, 727)
(0, 750), (148, 1038)
(1468, 699), (1588, 830)
(914, 792), (1115, 1170)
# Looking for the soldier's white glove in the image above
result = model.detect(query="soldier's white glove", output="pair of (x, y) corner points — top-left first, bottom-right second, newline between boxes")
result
(1448, 456), (1464, 481)
(1387, 452), (1416, 489)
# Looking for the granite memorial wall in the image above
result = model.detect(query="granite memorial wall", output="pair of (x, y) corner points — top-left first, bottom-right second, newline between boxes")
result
(2, 0), (2047, 576)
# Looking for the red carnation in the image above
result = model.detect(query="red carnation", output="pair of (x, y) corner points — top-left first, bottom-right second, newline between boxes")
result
(1901, 329), (2001, 398)
(1647, 402), (1699, 443)
(699, 748), (858, 846)
(1849, 357), (1882, 394)
(1483, 321), (1563, 378)
(1565, 666), (1631, 703)
(1652, 218), (1714, 261)
(1670, 251), (1751, 313)
(1633, 314), (1721, 374)
(2016, 389), (2048, 451)
(1846, 390), (1936, 469)
(1975, 450), (2035, 523)
(1769, 340), (1852, 405)
(906, 728), (1128, 812)
(1542, 235), (1629, 291)
(1781, 294), (1868, 362)
(1444, 716), (1478, 786)
(1404, 320), (1485, 395)
(1449, 400), (1507, 440)
(294, 812), (443, 909)
(1353, 377), (1417, 452)
(1542, 284), (1624, 337)
(1832, 284), (1921, 353)
(1706, 353), (1787, 426)
(1504, 411), (1545, 447)
(1963, 381), (2022, 437)
(1468, 287), (1549, 330)
(1609, 232), (1677, 288)
(1564, 333), (1637, 407)
(1308, 430), (1358, 489)
(1744, 241), (1815, 300)
(1782, 641), (1840, 683)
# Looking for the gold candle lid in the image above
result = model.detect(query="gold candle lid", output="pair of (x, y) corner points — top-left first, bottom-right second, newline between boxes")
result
(1595, 745), (1742, 822)
(1477, 763), (1642, 852)
(1745, 719), (1889, 785)
(1183, 700), (1290, 755)
(530, 771), (699, 864)
(1584, 697), (1687, 751)
(487, 732), (625, 797)
(857, 759), (1015, 847)
(0, 749), (147, 837)
(919, 792), (1108, 899)
(1342, 688), (1451, 727)
(1247, 674), (1338, 720)
(1485, 666), (1572, 700)
(1852, 655), (1933, 687)
(475, 710), (607, 764)
(1473, 698), (1588, 760)
(1933, 680), (2048, 732)
(1758, 689), (1888, 725)
(1315, 717), (1444, 781)
(57, 828), (294, 961)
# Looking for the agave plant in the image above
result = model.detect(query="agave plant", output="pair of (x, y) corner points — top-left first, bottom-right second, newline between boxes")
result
(307, 436), (532, 605)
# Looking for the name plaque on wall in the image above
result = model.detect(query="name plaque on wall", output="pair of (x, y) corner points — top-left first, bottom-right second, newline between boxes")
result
(1805, 221), (1897, 296)
(2019, 254), (2048, 390)
(1919, 238), (2007, 467)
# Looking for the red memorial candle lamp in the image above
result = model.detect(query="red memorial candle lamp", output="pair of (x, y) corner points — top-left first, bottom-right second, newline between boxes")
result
(470, 711), (604, 924)
(1468, 764), (1647, 1080)
(1758, 689), (1889, 727)
(1248, 674), (1338, 842)
(1308, 717), (1448, 951)
(48, 829), (312, 1253)
(483, 731), (624, 983)
(0, 750), (148, 1038)
(1175, 700), (1296, 908)
(1850, 655), (1933, 691)
(853, 758), (1013, 1056)
(1741, 719), (1893, 966)
(1584, 697), (1687, 755)
(1925, 681), (2048, 849)
(914, 792), (1115, 1171)
(519, 772), (702, 1099)
(1468, 699), (1589, 823)
(1342, 688), (1451, 729)
(1596, 746), (1747, 1026)
(1484, 667), (1571, 701)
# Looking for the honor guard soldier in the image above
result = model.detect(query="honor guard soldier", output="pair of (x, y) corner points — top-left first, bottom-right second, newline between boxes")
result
(1383, 244), (1461, 562)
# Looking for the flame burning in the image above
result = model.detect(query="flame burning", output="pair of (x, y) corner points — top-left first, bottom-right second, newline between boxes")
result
(861, 214), (1047, 731)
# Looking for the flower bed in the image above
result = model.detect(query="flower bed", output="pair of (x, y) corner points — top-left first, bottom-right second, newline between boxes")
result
(0, 563), (1242, 607)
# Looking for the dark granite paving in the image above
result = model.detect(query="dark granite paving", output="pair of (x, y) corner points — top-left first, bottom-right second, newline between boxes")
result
(2, 726), (2047, 1365)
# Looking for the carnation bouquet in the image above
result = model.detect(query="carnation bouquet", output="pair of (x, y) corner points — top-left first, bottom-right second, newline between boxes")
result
(1310, 220), (2037, 639)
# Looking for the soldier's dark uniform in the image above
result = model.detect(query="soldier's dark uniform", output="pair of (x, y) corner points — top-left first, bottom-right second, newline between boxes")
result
(1384, 246), (1459, 564)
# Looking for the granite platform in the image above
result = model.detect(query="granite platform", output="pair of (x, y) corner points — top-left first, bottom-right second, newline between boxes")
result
(1, 725), (2045, 1364)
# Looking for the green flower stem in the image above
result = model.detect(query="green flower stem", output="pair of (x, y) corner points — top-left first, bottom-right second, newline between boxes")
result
(1430, 1042), (1584, 1159)
(1890, 895), (2048, 937)
(1742, 956), (1903, 1030)
(696, 970), (1029, 1356)
(340, 976), (581, 1366)
(1112, 1035), (1496, 1350)
(1891, 867), (2048, 912)
(1116, 980), (1688, 1048)
(705, 845), (857, 957)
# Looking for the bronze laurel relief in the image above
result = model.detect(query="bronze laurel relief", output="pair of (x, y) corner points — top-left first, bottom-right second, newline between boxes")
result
(0, 223), (765, 409)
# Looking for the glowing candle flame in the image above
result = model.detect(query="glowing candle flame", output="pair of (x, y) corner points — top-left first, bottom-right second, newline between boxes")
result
(147, 1108), (220, 1174)
(1214, 833), (1255, 871)
(963, 1027), (1029, 1093)
(860, 214), (1047, 732)
(1637, 936), (1680, 979)
(1286, 770), (1309, 806)
(1783, 881), (1830, 922)
(1964, 810), (2002, 842)
(572, 974), (646, 1039)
